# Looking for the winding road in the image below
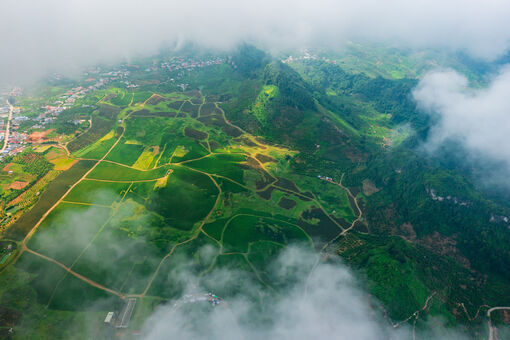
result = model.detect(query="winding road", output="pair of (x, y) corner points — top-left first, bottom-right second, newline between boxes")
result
(304, 173), (364, 296)
(488, 307), (510, 340)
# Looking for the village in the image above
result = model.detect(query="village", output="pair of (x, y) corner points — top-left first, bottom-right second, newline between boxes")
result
(281, 50), (338, 65)
(0, 67), (134, 160)
(0, 54), (228, 162)
(158, 56), (225, 73)
(0, 89), (28, 159)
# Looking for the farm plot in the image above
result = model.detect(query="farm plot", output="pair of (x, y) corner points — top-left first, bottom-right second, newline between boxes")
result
(147, 167), (219, 231)
(70, 201), (169, 294)
(158, 135), (210, 164)
(74, 132), (117, 160)
(47, 269), (119, 311)
(68, 115), (115, 153)
(63, 180), (131, 206)
(86, 162), (171, 181)
(221, 215), (310, 253)
(26, 203), (112, 267)
(123, 117), (177, 146)
(5, 160), (96, 241)
(147, 233), (220, 299)
(185, 153), (246, 184)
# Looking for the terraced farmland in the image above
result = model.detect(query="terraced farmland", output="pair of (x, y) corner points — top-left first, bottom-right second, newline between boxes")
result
(1, 89), (358, 337)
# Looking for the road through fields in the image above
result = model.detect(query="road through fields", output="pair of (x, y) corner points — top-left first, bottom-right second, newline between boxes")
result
(1, 100), (14, 152)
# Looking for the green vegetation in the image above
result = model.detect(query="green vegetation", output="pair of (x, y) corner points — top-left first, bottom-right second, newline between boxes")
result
(0, 150), (54, 204)
(63, 180), (130, 206)
(68, 115), (115, 153)
(221, 215), (310, 253)
(1, 45), (509, 339)
(86, 162), (169, 181)
(185, 153), (246, 184)
(132, 91), (153, 104)
(13, 151), (53, 177)
(5, 160), (96, 241)
(105, 141), (144, 165)
(27, 203), (111, 266)
(147, 167), (218, 230)
(251, 85), (279, 125)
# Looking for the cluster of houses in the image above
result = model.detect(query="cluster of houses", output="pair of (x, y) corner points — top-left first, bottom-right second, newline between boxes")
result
(34, 70), (126, 127)
(490, 214), (509, 224)
(0, 124), (29, 158)
(0, 67), (130, 158)
(0, 104), (9, 116)
(0, 55), (224, 160)
(8, 87), (23, 97)
(318, 175), (334, 182)
(281, 51), (338, 65)
(489, 214), (510, 229)
(0, 133), (28, 158)
(426, 187), (470, 207)
(158, 56), (225, 73)
(0, 92), (28, 158)
(84, 67), (131, 89)
(172, 292), (223, 309)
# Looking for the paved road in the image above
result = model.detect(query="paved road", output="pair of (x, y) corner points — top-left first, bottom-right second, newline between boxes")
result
(488, 307), (510, 340)
(1, 100), (14, 152)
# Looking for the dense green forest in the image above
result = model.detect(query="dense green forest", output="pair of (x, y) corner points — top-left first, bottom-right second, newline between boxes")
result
(216, 47), (510, 330)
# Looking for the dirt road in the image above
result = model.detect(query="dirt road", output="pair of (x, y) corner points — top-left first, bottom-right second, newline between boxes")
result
(24, 247), (124, 298)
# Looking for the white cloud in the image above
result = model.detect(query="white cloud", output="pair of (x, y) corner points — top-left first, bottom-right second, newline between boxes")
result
(2, 0), (510, 84)
(413, 65), (510, 178)
(140, 246), (463, 340)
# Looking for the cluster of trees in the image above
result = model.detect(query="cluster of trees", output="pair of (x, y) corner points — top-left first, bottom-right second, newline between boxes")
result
(13, 151), (53, 177)
(357, 147), (510, 282)
(297, 60), (429, 127)
(263, 62), (315, 111)
(231, 44), (270, 78)
(66, 104), (120, 153)
(53, 102), (96, 135)
(0, 151), (54, 203)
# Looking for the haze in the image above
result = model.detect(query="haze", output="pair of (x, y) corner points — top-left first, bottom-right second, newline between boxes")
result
(2, 0), (510, 84)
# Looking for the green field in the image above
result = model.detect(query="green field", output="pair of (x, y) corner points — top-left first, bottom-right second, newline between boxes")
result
(221, 214), (311, 253)
(63, 180), (131, 206)
(1, 86), (357, 336)
(185, 153), (246, 184)
(26, 203), (112, 266)
(86, 162), (170, 181)
(147, 167), (218, 230)
(105, 141), (144, 165)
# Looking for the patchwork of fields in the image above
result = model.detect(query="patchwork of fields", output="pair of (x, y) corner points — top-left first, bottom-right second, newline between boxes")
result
(1, 89), (359, 337)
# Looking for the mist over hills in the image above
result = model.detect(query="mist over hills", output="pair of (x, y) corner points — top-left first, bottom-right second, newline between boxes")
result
(3, 0), (510, 85)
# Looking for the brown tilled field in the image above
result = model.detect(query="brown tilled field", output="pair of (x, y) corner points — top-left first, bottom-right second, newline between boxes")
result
(9, 181), (29, 190)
